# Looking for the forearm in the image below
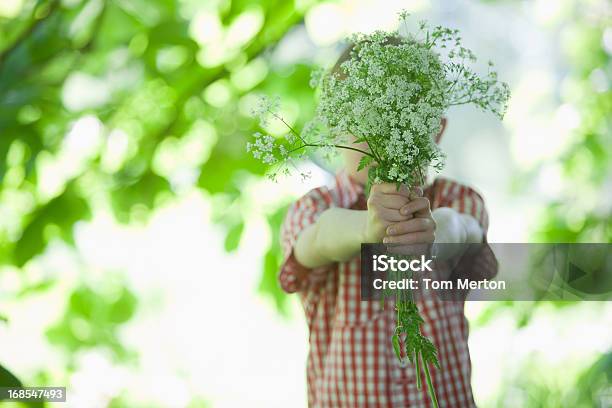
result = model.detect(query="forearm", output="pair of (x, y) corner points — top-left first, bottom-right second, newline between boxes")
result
(432, 207), (484, 260)
(294, 207), (367, 268)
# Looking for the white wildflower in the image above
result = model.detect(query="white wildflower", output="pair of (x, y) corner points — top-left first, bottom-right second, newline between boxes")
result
(247, 12), (509, 184)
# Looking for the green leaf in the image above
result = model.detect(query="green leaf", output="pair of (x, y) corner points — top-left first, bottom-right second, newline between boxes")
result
(17, 279), (55, 298)
(0, 364), (42, 407)
(257, 206), (290, 315)
(357, 155), (373, 171)
(69, 286), (96, 319)
(258, 248), (288, 315)
(224, 221), (244, 252)
(108, 288), (137, 324)
(13, 185), (91, 267)
(391, 334), (401, 361)
(111, 170), (171, 223)
(0, 363), (21, 388)
(46, 283), (138, 360)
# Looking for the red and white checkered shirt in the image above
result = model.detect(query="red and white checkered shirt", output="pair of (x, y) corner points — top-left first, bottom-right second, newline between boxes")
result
(279, 171), (497, 408)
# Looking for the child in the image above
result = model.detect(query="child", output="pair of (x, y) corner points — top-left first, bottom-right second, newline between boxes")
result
(279, 46), (497, 408)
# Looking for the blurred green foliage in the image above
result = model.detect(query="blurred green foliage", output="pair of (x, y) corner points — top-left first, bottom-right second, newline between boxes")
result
(529, 16), (611, 243)
(0, 0), (320, 398)
(0, 0), (313, 261)
(46, 283), (138, 361)
(486, 3), (611, 405)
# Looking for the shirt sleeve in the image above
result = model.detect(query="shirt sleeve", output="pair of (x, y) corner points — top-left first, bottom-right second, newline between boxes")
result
(437, 180), (498, 282)
(278, 188), (330, 293)
(437, 181), (489, 233)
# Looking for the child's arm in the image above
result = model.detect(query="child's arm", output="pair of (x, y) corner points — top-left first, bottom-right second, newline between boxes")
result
(294, 184), (414, 269)
(431, 207), (484, 244)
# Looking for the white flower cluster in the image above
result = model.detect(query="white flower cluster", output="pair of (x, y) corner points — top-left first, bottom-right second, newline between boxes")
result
(246, 132), (288, 165)
(250, 95), (280, 128)
(312, 29), (449, 185)
(248, 12), (510, 187)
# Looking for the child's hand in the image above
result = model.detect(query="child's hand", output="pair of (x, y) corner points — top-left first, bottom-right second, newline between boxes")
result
(382, 191), (436, 245)
(364, 183), (414, 242)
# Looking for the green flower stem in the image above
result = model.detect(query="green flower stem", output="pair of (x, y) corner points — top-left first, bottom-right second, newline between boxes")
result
(286, 142), (375, 158)
(266, 109), (377, 160)
(267, 110), (305, 144)
(448, 98), (479, 106)
(416, 167), (425, 186)
(446, 66), (465, 95)
(415, 350), (422, 390)
(360, 134), (383, 163)
(423, 356), (439, 408)
(390, 252), (439, 408)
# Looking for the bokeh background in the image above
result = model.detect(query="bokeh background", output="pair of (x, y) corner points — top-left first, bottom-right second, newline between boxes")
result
(0, 0), (610, 407)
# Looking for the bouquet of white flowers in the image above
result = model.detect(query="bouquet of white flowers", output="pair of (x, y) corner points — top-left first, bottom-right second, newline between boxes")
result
(248, 12), (510, 407)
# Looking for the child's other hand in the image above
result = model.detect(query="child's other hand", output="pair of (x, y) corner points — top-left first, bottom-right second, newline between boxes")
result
(364, 183), (414, 242)
(382, 191), (436, 245)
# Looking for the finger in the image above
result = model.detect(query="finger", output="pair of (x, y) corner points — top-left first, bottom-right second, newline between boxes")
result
(376, 207), (409, 222)
(400, 197), (431, 216)
(386, 218), (436, 236)
(371, 193), (410, 210)
(383, 231), (436, 245)
(409, 186), (424, 200)
(370, 183), (411, 197)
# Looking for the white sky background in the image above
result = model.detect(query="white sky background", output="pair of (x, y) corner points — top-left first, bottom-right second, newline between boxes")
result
(1, 0), (611, 407)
